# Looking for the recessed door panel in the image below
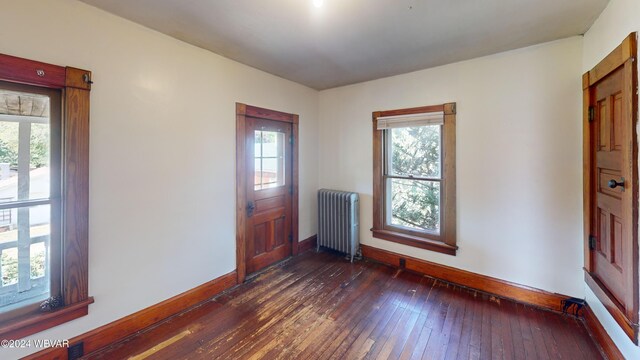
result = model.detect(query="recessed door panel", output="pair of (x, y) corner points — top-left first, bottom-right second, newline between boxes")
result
(253, 223), (266, 256)
(599, 169), (622, 199)
(597, 208), (608, 256)
(598, 99), (608, 151)
(611, 215), (623, 271)
(612, 92), (623, 150)
(274, 217), (285, 247)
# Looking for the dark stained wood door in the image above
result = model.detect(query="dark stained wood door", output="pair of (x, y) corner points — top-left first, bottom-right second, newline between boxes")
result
(244, 117), (293, 274)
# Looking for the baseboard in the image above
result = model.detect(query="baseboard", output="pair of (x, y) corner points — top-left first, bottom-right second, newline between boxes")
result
(583, 304), (625, 360)
(22, 270), (238, 360)
(585, 270), (638, 343)
(361, 244), (571, 313)
(298, 234), (317, 253)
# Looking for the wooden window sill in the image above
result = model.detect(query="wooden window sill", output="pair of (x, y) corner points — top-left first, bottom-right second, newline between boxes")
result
(0, 297), (94, 340)
(371, 229), (457, 256)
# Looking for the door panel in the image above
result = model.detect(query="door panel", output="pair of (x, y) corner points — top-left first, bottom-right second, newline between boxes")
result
(611, 215), (623, 271)
(598, 170), (622, 198)
(245, 118), (292, 275)
(612, 93), (623, 150)
(598, 98), (608, 151)
(255, 196), (285, 213)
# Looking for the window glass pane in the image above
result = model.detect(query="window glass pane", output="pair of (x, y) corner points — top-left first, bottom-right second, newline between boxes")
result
(0, 204), (51, 312)
(0, 89), (51, 202)
(254, 158), (262, 187)
(254, 130), (262, 158)
(387, 178), (440, 233)
(30, 242), (46, 280)
(388, 125), (440, 178)
(262, 158), (278, 185)
(254, 130), (285, 190)
(1, 248), (17, 286)
(262, 132), (282, 157)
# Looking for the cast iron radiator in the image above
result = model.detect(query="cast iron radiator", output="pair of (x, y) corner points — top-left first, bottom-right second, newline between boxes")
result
(317, 189), (360, 262)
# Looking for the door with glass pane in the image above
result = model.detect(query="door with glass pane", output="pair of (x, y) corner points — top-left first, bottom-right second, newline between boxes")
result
(0, 81), (61, 316)
(244, 117), (293, 274)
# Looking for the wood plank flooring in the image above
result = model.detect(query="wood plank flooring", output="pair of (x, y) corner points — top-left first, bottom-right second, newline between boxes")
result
(87, 251), (603, 359)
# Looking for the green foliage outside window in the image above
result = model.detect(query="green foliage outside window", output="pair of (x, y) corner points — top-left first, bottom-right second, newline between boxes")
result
(0, 122), (49, 168)
(1, 246), (46, 287)
(389, 126), (441, 232)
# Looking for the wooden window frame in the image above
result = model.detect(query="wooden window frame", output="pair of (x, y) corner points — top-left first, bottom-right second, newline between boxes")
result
(0, 53), (93, 340)
(582, 33), (639, 344)
(372, 103), (457, 255)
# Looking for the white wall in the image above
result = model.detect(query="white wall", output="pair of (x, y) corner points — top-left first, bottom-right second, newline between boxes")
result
(318, 37), (585, 297)
(583, 0), (640, 358)
(0, 0), (318, 358)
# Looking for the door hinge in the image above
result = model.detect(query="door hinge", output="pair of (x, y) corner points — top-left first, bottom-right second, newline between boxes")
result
(589, 235), (597, 250)
(289, 185), (293, 195)
(246, 201), (255, 217)
(588, 106), (595, 122)
(289, 135), (294, 145)
(289, 234), (293, 243)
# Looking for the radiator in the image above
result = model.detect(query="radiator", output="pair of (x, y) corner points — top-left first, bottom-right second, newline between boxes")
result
(317, 189), (360, 262)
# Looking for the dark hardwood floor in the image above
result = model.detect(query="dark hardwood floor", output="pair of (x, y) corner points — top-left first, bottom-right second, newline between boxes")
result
(87, 251), (603, 359)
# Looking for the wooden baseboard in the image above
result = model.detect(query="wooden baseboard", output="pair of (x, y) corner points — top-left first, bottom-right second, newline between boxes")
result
(583, 304), (625, 360)
(585, 270), (638, 343)
(361, 244), (571, 312)
(297, 234), (317, 253)
(23, 271), (237, 360)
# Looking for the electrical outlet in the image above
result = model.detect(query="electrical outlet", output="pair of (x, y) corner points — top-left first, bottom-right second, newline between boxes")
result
(68, 342), (84, 360)
(561, 297), (586, 317)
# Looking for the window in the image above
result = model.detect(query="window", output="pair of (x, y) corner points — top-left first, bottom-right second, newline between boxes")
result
(254, 130), (286, 190)
(372, 103), (457, 255)
(0, 54), (92, 340)
(0, 83), (61, 314)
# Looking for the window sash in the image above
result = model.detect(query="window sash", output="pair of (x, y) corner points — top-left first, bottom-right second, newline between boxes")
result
(0, 198), (52, 210)
(382, 125), (443, 236)
(384, 177), (442, 235)
(384, 125), (443, 179)
(0, 233), (50, 311)
(385, 174), (442, 182)
(0, 80), (62, 319)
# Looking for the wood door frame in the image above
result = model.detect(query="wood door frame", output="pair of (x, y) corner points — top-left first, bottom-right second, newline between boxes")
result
(583, 32), (639, 343)
(236, 103), (299, 284)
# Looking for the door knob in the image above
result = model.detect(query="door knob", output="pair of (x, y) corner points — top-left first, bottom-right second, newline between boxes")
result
(247, 201), (255, 216)
(608, 178), (625, 189)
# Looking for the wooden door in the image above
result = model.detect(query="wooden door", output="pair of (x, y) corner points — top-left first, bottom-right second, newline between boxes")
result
(236, 104), (299, 283)
(584, 33), (638, 342)
(591, 67), (631, 305)
(245, 118), (293, 274)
